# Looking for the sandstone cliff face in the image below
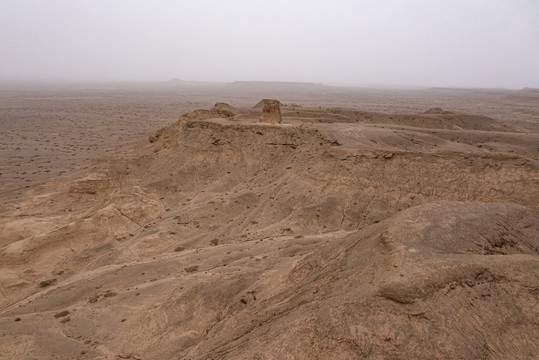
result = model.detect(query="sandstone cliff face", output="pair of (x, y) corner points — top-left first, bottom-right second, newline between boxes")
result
(0, 103), (537, 359)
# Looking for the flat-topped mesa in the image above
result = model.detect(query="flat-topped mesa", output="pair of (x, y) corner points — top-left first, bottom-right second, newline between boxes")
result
(259, 99), (282, 124)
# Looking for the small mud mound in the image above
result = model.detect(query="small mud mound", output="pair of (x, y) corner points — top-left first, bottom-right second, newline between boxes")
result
(210, 102), (237, 117)
(423, 107), (454, 114)
(149, 103), (239, 142)
(424, 107), (445, 114)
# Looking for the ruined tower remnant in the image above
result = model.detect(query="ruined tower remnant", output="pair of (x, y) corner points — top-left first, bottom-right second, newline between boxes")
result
(259, 99), (282, 124)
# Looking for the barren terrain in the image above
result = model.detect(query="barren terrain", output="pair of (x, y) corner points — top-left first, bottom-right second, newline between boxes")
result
(0, 82), (538, 359)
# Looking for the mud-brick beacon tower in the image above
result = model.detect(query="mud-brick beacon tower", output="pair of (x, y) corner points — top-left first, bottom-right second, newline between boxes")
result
(259, 99), (282, 124)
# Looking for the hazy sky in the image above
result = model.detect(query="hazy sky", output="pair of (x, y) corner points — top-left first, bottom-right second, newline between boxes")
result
(1, 0), (538, 88)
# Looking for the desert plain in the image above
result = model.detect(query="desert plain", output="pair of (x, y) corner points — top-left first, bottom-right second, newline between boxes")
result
(0, 81), (538, 359)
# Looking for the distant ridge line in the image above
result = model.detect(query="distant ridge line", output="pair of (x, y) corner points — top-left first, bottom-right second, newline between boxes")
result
(226, 81), (326, 87)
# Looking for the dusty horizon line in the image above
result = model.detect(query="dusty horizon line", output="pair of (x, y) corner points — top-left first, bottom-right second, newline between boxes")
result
(0, 78), (536, 92)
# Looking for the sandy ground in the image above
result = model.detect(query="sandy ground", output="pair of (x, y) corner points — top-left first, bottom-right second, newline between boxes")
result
(0, 82), (538, 359)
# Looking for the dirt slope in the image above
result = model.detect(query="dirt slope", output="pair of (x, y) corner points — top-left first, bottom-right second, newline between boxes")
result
(0, 104), (537, 359)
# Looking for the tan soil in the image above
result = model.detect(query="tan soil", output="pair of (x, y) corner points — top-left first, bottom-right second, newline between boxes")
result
(0, 83), (537, 359)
